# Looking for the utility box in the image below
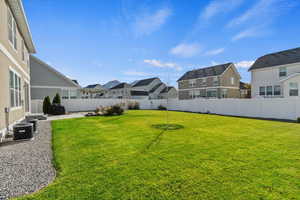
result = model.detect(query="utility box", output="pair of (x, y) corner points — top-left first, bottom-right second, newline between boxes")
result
(13, 123), (33, 140)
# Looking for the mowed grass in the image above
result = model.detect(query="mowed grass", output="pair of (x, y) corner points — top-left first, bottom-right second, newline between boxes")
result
(18, 110), (300, 200)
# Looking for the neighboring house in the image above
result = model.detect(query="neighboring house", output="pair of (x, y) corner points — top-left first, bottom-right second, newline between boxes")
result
(131, 77), (165, 99)
(249, 47), (300, 98)
(177, 63), (241, 100)
(0, 0), (35, 138)
(158, 86), (178, 99)
(102, 80), (120, 90)
(240, 82), (251, 98)
(130, 90), (149, 99)
(30, 55), (81, 100)
(81, 84), (106, 99)
(105, 82), (131, 99)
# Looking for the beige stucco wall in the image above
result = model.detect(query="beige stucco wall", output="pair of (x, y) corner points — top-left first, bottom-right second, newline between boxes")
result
(0, 0), (31, 131)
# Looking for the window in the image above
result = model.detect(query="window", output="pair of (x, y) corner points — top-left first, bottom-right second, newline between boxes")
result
(200, 89), (206, 97)
(189, 80), (196, 88)
(194, 90), (200, 98)
(70, 90), (78, 99)
(188, 90), (194, 98)
(230, 77), (235, 85)
(221, 89), (228, 98)
(22, 40), (25, 61)
(207, 89), (217, 98)
(266, 86), (273, 96)
(259, 86), (266, 96)
(7, 7), (17, 50)
(62, 89), (69, 99)
(289, 82), (298, 96)
(274, 85), (281, 96)
(213, 77), (219, 85)
(279, 67), (287, 77)
(9, 70), (21, 108)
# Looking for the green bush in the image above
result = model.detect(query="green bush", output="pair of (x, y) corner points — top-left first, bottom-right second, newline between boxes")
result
(297, 117), (300, 123)
(158, 105), (167, 110)
(43, 96), (51, 114)
(52, 93), (61, 105)
(102, 104), (124, 116)
(128, 101), (140, 110)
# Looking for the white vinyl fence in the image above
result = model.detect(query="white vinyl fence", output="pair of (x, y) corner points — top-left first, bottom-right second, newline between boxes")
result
(31, 98), (300, 121)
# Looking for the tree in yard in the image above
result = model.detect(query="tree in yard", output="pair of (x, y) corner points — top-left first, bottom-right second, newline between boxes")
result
(43, 96), (51, 114)
(52, 93), (61, 105)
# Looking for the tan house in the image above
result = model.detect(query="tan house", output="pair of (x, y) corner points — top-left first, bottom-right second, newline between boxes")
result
(177, 63), (241, 100)
(0, 0), (35, 139)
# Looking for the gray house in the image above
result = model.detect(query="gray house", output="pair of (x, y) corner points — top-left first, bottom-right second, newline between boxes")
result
(30, 56), (81, 100)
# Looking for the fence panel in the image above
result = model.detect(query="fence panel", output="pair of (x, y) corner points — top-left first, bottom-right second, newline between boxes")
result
(31, 98), (300, 121)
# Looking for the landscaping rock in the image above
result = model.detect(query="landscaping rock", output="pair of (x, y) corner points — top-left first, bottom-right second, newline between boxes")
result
(0, 121), (55, 199)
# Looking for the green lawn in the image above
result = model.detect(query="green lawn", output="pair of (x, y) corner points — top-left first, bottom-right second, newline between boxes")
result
(18, 110), (300, 200)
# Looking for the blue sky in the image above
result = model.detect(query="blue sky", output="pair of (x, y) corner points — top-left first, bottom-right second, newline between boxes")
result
(24, 0), (300, 87)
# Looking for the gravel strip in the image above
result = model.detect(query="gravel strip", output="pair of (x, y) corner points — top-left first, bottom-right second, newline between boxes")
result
(0, 121), (55, 200)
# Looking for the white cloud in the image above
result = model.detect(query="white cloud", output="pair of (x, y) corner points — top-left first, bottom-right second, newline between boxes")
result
(232, 27), (263, 41)
(235, 60), (255, 68)
(228, 0), (295, 27)
(133, 7), (172, 36)
(202, 0), (244, 20)
(144, 59), (182, 71)
(123, 70), (151, 76)
(170, 43), (201, 58)
(205, 48), (225, 56)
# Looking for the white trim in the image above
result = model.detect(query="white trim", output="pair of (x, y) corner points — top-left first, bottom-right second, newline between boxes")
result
(279, 73), (300, 82)
(250, 61), (300, 72)
(31, 85), (79, 89)
(0, 42), (30, 79)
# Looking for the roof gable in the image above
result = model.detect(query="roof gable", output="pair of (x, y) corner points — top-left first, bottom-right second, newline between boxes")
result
(110, 82), (129, 89)
(30, 56), (80, 88)
(177, 63), (233, 81)
(249, 47), (300, 71)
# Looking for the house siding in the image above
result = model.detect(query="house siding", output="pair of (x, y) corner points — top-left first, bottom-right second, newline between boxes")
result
(0, 0), (32, 133)
(251, 62), (300, 98)
(178, 65), (241, 100)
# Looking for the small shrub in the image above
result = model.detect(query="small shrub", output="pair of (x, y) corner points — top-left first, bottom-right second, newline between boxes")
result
(297, 117), (300, 123)
(42, 96), (51, 114)
(112, 104), (124, 115)
(50, 104), (66, 115)
(52, 93), (61, 105)
(102, 104), (124, 116)
(158, 105), (167, 110)
(95, 107), (103, 115)
(128, 101), (140, 110)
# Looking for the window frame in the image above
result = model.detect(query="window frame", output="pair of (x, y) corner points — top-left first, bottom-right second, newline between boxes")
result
(289, 82), (299, 96)
(279, 67), (287, 77)
(9, 69), (22, 109)
(7, 6), (18, 51)
(259, 86), (266, 96)
(266, 86), (273, 96)
(230, 77), (235, 85)
(274, 85), (281, 96)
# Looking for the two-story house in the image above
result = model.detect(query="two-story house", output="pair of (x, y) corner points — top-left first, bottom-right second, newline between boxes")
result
(81, 84), (106, 99)
(177, 63), (241, 100)
(0, 0), (35, 139)
(249, 47), (300, 98)
(132, 77), (166, 99)
(105, 82), (131, 99)
(158, 86), (178, 99)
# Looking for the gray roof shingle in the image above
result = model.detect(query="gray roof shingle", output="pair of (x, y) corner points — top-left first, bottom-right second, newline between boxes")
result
(249, 47), (300, 71)
(110, 83), (129, 89)
(177, 63), (233, 81)
(132, 77), (158, 87)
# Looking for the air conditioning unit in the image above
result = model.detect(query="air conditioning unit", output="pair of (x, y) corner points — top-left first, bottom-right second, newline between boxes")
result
(13, 123), (33, 140)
